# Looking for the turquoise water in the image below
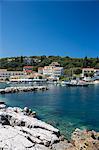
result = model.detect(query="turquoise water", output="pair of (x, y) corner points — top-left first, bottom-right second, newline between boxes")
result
(0, 83), (99, 139)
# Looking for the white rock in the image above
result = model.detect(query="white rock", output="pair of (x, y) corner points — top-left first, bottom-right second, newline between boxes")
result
(0, 106), (60, 150)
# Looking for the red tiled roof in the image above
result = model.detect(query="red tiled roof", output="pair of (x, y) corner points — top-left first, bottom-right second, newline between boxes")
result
(25, 70), (33, 73)
(23, 66), (33, 68)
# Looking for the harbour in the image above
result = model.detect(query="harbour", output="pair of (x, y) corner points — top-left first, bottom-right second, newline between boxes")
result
(0, 83), (99, 139)
(1, 0), (99, 148)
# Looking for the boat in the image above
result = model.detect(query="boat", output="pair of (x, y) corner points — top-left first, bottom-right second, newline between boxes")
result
(66, 82), (89, 87)
(66, 80), (89, 87)
(61, 81), (70, 86)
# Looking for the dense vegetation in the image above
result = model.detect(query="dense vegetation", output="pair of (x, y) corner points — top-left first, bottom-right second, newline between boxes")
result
(0, 56), (99, 76)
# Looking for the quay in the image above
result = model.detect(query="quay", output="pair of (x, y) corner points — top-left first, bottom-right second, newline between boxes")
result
(0, 86), (48, 94)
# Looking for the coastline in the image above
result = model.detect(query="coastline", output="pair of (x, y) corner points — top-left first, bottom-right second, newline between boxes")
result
(0, 105), (99, 150)
(0, 83), (99, 139)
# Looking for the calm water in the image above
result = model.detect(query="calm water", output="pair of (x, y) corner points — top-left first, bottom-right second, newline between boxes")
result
(0, 83), (99, 139)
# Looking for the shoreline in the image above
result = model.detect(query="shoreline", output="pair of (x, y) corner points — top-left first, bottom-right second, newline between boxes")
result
(0, 105), (99, 150)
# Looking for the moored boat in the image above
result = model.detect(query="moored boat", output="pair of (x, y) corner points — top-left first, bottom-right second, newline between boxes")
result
(66, 80), (89, 87)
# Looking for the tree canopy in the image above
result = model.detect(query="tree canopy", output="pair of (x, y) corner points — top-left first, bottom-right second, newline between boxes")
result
(0, 56), (99, 77)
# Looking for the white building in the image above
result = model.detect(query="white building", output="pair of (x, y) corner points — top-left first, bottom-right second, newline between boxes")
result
(82, 68), (94, 77)
(43, 66), (53, 76)
(42, 62), (64, 79)
(52, 67), (64, 77)
(38, 67), (43, 74)
(82, 68), (99, 82)
(94, 69), (99, 76)
(0, 69), (25, 80)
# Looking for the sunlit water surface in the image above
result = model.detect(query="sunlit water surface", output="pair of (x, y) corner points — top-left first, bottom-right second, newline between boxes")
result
(0, 83), (99, 139)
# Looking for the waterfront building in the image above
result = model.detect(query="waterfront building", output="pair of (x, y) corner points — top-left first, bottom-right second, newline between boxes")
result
(82, 68), (99, 77)
(0, 69), (7, 72)
(93, 69), (99, 81)
(29, 72), (45, 79)
(94, 69), (99, 76)
(38, 67), (43, 74)
(9, 75), (26, 82)
(0, 69), (25, 80)
(43, 62), (64, 79)
(82, 68), (94, 77)
(43, 66), (53, 76)
(10, 72), (46, 82)
(52, 67), (64, 77)
(82, 68), (99, 83)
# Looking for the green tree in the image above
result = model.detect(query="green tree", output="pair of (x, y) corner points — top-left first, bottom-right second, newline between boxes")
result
(39, 76), (43, 79)
(20, 56), (23, 63)
(73, 68), (82, 75)
(95, 63), (99, 69)
(83, 56), (88, 67)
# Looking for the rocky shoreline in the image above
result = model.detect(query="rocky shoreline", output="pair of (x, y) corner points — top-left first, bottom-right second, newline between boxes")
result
(0, 104), (99, 150)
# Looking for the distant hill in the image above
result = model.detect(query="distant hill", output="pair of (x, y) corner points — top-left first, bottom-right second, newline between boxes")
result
(0, 56), (99, 74)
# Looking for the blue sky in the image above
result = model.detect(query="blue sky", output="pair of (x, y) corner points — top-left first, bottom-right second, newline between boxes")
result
(0, 0), (99, 58)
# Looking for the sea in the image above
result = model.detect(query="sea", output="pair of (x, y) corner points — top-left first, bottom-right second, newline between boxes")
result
(0, 83), (99, 139)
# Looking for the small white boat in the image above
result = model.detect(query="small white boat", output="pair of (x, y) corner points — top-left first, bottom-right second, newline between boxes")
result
(66, 80), (89, 87)
(61, 81), (69, 86)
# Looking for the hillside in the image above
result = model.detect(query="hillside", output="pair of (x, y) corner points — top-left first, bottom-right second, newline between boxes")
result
(0, 56), (99, 76)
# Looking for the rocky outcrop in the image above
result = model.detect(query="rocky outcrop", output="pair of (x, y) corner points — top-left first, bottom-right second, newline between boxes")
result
(0, 106), (73, 150)
(0, 105), (99, 150)
(71, 128), (99, 150)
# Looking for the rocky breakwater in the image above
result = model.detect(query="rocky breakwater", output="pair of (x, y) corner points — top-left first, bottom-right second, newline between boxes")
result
(0, 86), (48, 94)
(0, 105), (73, 150)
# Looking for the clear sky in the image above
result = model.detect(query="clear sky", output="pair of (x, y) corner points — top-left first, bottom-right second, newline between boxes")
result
(0, 0), (99, 58)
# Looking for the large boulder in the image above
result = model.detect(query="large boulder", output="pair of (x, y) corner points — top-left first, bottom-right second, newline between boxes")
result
(0, 106), (61, 150)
